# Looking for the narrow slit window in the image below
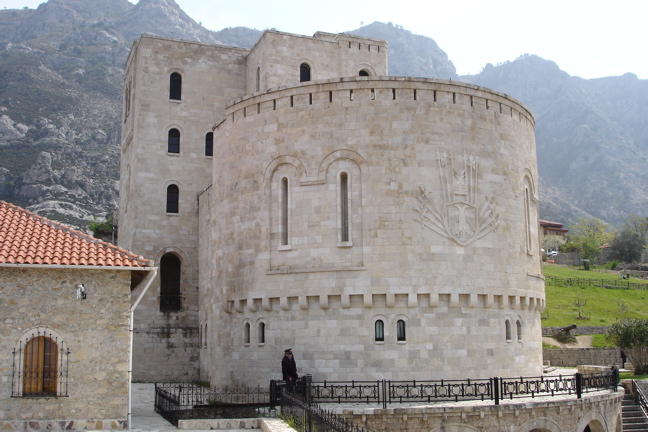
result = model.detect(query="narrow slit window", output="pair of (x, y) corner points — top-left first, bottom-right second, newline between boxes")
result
(413, 89), (417, 100)
(340, 172), (349, 242)
(516, 320), (522, 342)
(256, 67), (260, 92)
(505, 320), (512, 341)
(309, 93), (313, 105)
(281, 177), (289, 246)
(397, 320), (406, 342)
(258, 322), (265, 344)
(375, 320), (384, 342)
(392, 89), (396, 100)
(205, 132), (213, 157)
(244, 323), (250, 344)
(169, 72), (181, 100)
(166, 184), (179, 214)
(329, 91), (333, 102)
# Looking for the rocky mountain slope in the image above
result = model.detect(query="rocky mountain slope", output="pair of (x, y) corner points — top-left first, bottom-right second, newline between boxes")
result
(0, 0), (645, 231)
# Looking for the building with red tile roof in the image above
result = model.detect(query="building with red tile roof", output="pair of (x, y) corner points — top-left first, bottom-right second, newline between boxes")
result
(0, 200), (156, 431)
(0, 200), (152, 268)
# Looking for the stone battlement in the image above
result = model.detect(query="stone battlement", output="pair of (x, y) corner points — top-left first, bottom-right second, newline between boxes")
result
(226, 291), (545, 313)
(226, 77), (535, 128)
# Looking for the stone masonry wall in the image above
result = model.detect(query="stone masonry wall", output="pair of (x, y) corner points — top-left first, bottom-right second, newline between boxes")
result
(543, 348), (622, 368)
(339, 390), (623, 432)
(0, 267), (132, 431)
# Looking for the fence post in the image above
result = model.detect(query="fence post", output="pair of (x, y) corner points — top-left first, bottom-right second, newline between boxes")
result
(576, 373), (582, 399)
(382, 380), (387, 409)
(493, 377), (500, 405)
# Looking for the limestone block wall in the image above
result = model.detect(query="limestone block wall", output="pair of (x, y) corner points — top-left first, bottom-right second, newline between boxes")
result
(205, 77), (544, 386)
(339, 391), (623, 432)
(543, 348), (623, 367)
(245, 31), (387, 94)
(0, 268), (131, 430)
(120, 35), (249, 381)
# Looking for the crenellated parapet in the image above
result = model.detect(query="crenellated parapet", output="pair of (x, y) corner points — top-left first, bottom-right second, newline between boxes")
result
(225, 290), (546, 314)
(225, 76), (535, 129)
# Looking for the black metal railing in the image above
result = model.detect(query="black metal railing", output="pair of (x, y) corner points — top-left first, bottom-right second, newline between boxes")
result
(633, 380), (648, 418)
(272, 368), (618, 409)
(280, 385), (373, 432)
(154, 383), (274, 426)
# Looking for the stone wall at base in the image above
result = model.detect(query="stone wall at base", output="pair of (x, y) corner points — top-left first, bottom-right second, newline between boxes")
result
(340, 391), (623, 432)
(543, 348), (622, 367)
(0, 419), (128, 432)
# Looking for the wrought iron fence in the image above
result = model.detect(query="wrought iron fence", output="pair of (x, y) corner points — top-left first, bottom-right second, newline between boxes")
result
(633, 380), (648, 418)
(272, 368), (619, 409)
(280, 386), (373, 432)
(154, 383), (273, 426)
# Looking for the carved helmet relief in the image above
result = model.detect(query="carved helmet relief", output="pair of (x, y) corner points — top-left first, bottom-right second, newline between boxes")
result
(415, 152), (500, 246)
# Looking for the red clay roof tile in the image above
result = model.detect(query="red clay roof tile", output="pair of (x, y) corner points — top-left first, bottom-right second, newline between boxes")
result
(0, 200), (153, 268)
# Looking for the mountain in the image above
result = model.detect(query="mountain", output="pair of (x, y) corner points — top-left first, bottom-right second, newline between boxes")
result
(462, 57), (648, 226)
(0, 0), (645, 231)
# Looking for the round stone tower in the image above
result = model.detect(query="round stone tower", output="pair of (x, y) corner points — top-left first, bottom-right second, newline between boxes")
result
(205, 76), (544, 386)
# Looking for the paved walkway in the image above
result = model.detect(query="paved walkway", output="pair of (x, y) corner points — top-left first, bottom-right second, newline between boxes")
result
(130, 383), (259, 431)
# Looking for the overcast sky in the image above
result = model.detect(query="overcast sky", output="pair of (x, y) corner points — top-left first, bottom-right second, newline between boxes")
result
(3, 0), (646, 79)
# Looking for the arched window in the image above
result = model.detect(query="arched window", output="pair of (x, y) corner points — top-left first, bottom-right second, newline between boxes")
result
(244, 323), (251, 344)
(205, 132), (213, 157)
(23, 336), (58, 396)
(168, 128), (180, 153)
(258, 322), (265, 344)
(505, 319), (512, 341)
(170, 72), (182, 100)
(375, 320), (384, 342)
(340, 172), (349, 242)
(299, 63), (311, 82)
(516, 320), (522, 342)
(359, 69), (370, 77)
(160, 252), (181, 310)
(256, 67), (260, 92)
(281, 177), (289, 246)
(397, 320), (406, 342)
(166, 184), (179, 214)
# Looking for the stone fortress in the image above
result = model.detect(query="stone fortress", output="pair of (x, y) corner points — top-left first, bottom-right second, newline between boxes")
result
(119, 30), (621, 431)
(120, 28), (544, 384)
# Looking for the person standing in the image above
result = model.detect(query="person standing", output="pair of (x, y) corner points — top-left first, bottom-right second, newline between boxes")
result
(281, 348), (298, 381)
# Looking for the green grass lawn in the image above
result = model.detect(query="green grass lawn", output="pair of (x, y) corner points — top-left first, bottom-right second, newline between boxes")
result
(542, 264), (648, 327)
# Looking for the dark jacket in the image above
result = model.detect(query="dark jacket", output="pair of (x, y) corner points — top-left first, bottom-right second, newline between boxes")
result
(281, 355), (298, 381)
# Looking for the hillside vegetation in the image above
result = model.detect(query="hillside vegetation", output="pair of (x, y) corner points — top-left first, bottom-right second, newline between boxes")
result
(542, 264), (648, 327)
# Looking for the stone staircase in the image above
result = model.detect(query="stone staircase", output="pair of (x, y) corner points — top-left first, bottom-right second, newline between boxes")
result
(622, 385), (648, 431)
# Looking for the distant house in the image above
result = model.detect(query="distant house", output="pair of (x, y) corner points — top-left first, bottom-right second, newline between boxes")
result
(0, 201), (156, 431)
(539, 219), (569, 238)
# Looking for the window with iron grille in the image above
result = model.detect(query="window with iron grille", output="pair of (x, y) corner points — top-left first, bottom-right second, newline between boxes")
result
(12, 328), (69, 397)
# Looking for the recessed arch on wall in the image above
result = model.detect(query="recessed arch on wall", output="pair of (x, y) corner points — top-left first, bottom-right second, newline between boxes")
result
(353, 63), (377, 77)
(575, 410), (609, 432)
(514, 416), (562, 432)
(431, 423), (480, 432)
(318, 149), (367, 182)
